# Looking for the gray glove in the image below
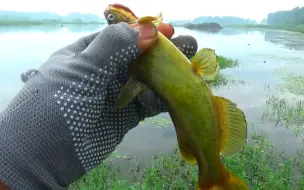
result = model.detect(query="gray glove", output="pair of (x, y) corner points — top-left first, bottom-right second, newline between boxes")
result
(0, 22), (198, 190)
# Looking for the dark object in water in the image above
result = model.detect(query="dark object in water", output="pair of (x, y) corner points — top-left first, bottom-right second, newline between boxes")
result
(183, 22), (223, 33)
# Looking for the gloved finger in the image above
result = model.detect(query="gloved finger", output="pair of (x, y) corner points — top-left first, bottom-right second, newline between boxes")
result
(52, 31), (101, 55)
(128, 22), (158, 53)
(82, 22), (157, 69)
(20, 69), (38, 83)
(157, 23), (175, 39)
(65, 32), (101, 52)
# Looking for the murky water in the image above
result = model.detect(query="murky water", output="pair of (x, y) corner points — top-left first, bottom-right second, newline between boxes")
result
(1, 25), (304, 172)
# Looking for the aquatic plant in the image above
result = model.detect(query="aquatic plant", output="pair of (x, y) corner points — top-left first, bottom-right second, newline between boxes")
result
(207, 56), (244, 87)
(263, 67), (304, 136)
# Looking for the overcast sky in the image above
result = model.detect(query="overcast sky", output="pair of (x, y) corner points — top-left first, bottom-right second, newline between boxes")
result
(2, 0), (304, 21)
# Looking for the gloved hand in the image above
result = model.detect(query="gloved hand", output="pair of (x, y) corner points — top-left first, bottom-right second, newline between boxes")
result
(0, 22), (198, 190)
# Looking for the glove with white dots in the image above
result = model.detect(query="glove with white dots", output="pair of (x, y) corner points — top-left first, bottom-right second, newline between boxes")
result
(1, 22), (198, 190)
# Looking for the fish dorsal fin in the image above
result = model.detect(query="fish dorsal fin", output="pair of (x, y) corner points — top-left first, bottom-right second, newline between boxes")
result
(190, 48), (220, 81)
(134, 12), (163, 27)
(212, 96), (247, 157)
(114, 77), (147, 109)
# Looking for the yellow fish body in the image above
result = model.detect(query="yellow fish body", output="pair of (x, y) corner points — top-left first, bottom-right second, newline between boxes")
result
(105, 4), (249, 190)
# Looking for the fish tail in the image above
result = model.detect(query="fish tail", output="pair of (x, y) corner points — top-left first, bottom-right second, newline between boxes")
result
(196, 166), (250, 190)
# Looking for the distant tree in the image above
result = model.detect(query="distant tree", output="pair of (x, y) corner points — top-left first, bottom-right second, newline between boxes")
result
(267, 6), (304, 25)
(261, 18), (267, 25)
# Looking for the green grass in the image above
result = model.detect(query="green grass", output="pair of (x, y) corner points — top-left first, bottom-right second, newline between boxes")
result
(69, 133), (304, 190)
(229, 24), (304, 33)
(207, 55), (245, 87)
(217, 55), (240, 69)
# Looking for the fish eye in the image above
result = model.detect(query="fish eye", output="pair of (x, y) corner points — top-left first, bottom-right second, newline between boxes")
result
(107, 14), (115, 21)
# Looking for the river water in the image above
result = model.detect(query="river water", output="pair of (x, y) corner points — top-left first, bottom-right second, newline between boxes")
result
(1, 24), (304, 171)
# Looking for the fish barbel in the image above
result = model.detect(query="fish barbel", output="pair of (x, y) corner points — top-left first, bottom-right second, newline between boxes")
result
(104, 4), (249, 190)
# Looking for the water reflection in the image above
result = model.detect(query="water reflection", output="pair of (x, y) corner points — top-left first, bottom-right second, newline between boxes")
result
(264, 30), (304, 51)
(176, 26), (265, 36)
(217, 27), (262, 36)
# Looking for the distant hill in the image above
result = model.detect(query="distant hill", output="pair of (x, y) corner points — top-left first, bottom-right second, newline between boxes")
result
(0, 10), (107, 24)
(170, 16), (257, 26)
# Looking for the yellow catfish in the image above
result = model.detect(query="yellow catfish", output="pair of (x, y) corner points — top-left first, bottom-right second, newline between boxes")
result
(107, 5), (249, 190)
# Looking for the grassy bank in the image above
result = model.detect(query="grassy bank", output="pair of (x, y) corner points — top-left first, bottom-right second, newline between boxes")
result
(0, 20), (105, 26)
(229, 24), (304, 33)
(69, 132), (304, 190)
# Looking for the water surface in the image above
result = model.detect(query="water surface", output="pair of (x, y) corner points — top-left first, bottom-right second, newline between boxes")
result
(1, 25), (304, 172)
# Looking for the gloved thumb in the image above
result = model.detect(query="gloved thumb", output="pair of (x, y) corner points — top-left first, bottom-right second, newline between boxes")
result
(82, 22), (157, 66)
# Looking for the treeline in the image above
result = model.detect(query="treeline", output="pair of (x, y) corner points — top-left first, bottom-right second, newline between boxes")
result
(0, 10), (106, 24)
(267, 6), (304, 25)
(192, 16), (256, 25)
(170, 16), (256, 26)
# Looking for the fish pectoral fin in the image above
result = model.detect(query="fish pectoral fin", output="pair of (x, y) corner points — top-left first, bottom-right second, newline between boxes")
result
(114, 77), (147, 109)
(170, 111), (197, 164)
(136, 12), (163, 27)
(176, 132), (197, 165)
(190, 48), (220, 81)
(179, 143), (197, 165)
(213, 96), (248, 157)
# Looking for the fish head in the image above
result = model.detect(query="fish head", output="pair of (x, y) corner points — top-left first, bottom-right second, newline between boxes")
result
(104, 3), (138, 24)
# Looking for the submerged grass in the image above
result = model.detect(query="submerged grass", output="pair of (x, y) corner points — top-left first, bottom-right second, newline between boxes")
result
(69, 133), (304, 190)
(263, 67), (304, 136)
(263, 94), (304, 135)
